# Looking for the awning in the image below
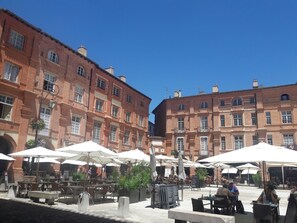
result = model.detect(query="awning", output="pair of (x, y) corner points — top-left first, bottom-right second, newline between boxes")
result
(241, 169), (258, 175)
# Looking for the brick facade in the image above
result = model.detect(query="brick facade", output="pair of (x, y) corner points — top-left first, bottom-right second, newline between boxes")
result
(0, 9), (151, 182)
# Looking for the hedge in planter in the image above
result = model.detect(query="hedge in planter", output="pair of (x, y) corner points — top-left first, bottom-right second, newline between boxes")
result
(118, 162), (151, 203)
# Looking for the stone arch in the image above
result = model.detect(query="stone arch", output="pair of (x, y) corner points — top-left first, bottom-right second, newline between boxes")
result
(0, 134), (16, 182)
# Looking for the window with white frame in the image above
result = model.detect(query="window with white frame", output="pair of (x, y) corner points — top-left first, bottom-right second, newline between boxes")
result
(267, 134), (273, 145)
(200, 102), (208, 109)
(39, 105), (51, 135)
(234, 135), (244, 149)
(43, 73), (56, 92)
(9, 30), (24, 50)
(178, 117), (184, 130)
(232, 97), (242, 106)
(111, 105), (119, 118)
(126, 95), (132, 103)
(97, 78), (106, 90)
(178, 104), (185, 110)
(233, 114), (243, 126)
(251, 113), (257, 125)
(221, 136), (226, 150)
(0, 95), (14, 120)
(112, 85), (121, 97)
(177, 137), (184, 152)
(266, 112), (271, 125)
(124, 130), (130, 145)
(249, 97), (256, 104)
(74, 86), (84, 103)
(95, 99), (104, 112)
(282, 111), (292, 124)
(77, 66), (85, 76)
(109, 126), (117, 142)
(283, 134), (294, 147)
(125, 112), (131, 122)
(71, 116), (80, 135)
(47, 50), (59, 63)
(220, 115), (225, 127)
(200, 116), (208, 130)
(4, 62), (19, 82)
(93, 121), (101, 143)
(137, 134), (143, 147)
(138, 115), (144, 127)
(200, 137), (208, 155)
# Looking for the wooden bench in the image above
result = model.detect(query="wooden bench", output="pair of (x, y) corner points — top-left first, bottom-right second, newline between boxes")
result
(168, 209), (235, 223)
(28, 191), (60, 205)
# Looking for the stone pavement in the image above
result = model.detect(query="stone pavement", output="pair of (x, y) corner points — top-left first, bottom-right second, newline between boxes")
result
(0, 185), (291, 223)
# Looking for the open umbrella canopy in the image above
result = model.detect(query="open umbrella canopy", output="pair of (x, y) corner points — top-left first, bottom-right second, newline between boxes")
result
(65, 153), (121, 165)
(199, 142), (297, 164)
(222, 167), (238, 174)
(178, 152), (186, 180)
(155, 154), (177, 164)
(236, 163), (259, 170)
(57, 141), (117, 157)
(0, 153), (15, 161)
(117, 148), (150, 163)
(183, 161), (207, 168)
(32, 157), (60, 164)
(9, 146), (74, 158)
(241, 169), (258, 175)
(62, 160), (87, 166)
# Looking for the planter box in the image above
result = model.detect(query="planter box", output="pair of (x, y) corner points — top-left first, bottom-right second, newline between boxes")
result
(118, 189), (139, 204)
(139, 187), (146, 201)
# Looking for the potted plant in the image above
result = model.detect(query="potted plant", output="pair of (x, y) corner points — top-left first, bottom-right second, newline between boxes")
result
(195, 168), (208, 188)
(252, 172), (262, 188)
(118, 162), (151, 203)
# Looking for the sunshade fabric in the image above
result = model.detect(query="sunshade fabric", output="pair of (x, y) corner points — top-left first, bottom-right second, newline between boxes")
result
(222, 167), (238, 174)
(0, 153), (15, 161)
(241, 169), (258, 175)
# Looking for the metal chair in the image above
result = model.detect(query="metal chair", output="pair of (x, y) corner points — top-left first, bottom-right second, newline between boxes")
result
(213, 195), (232, 215)
(191, 198), (205, 212)
(253, 203), (276, 223)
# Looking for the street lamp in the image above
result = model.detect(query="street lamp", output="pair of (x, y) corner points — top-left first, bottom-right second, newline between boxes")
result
(31, 84), (59, 177)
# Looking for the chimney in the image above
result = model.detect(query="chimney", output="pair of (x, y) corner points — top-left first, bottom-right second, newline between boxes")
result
(212, 84), (219, 93)
(119, 75), (126, 82)
(174, 91), (179, 98)
(105, 66), (114, 75)
(178, 90), (182, 97)
(77, 45), (87, 57)
(253, 79), (259, 88)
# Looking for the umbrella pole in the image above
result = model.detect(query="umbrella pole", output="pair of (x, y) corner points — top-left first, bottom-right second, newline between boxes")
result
(36, 157), (40, 180)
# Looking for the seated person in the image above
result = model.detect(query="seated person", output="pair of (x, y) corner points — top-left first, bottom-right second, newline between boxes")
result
(228, 181), (240, 212)
(216, 183), (234, 199)
(257, 181), (279, 204)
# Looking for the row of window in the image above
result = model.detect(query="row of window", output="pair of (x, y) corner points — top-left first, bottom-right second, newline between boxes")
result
(175, 133), (295, 153)
(8, 29), (87, 77)
(176, 111), (293, 131)
(92, 121), (143, 147)
(177, 94), (291, 111)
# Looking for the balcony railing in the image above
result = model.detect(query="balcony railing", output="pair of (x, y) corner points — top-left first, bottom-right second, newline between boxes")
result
(174, 128), (185, 133)
(197, 127), (210, 132)
(200, 150), (208, 156)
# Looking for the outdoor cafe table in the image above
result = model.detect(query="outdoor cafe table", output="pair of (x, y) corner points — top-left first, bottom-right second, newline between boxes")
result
(61, 185), (85, 203)
(252, 201), (279, 222)
(202, 195), (224, 212)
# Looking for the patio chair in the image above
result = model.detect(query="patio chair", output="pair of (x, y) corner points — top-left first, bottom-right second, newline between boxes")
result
(212, 195), (232, 215)
(191, 198), (204, 212)
(253, 203), (276, 223)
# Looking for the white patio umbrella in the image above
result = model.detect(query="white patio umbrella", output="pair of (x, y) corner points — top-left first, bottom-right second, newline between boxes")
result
(0, 153), (15, 161)
(62, 160), (87, 166)
(117, 148), (150, 163)
(9, 146), (73, 177)
(34, 158), (60, 164)
(183, 161), (207, 168)
(236, 163), (259, 185)
(155, 154), (177, 166)
(57, 141), (118, 171)
(178, 152), (186, 201)
(199, 142), (297, 184)
(221, 167), (238, 180)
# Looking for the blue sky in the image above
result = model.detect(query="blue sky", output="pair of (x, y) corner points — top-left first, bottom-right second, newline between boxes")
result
(2, 1), (297, 122)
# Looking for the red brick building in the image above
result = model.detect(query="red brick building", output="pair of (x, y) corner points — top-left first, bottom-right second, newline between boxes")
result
(153, 81), (297, 162)
(0, 9), (151, 182)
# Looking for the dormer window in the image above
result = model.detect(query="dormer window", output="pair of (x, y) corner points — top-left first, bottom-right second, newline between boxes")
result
(200, 102), (208, 109)
(232, 97), (242, 106)
(47, 50), (59, 63)
(178, 104), (185, 110)
(281, 94), (290, 101)
(77, 66), (85, 77)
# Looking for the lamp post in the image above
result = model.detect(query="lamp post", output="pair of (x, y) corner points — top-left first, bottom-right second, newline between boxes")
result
(31, 84), (59, 177)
